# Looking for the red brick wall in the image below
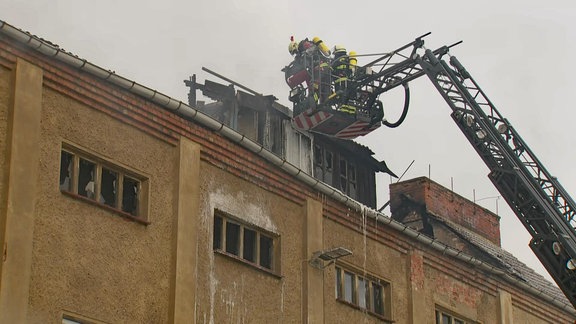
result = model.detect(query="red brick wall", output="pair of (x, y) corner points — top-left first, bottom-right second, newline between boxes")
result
(390, 177), (501, 246)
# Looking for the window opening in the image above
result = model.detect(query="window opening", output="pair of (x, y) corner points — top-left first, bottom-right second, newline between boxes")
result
(122, 176), (139, 216)
(101, 167), (117, 207)
(348, 163), (357, 196)
(325, 150), (333, 171)
(78, 158), (95, 199)
(213, 215), (223, 250)
(335, 266), (390, 317)
(336, 267), (342, 298)
(225, 221), (241, 255)
(340, 158), (348, 192)
(372, 282), (384, 315)
(59, 147), (147, 222)
(60, 151), (73, 191)
(343, 270), (354, 303)
(435, 309), (475, 324)
(243, 228), (257, 263)
(213, 211), (279, 274)
(259, 234), (273, 269)
(358, 276), (367, 309)
(313, 145), (334, 183)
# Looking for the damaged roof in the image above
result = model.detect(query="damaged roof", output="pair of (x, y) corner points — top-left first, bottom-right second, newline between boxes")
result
(437, 215), (569, 305)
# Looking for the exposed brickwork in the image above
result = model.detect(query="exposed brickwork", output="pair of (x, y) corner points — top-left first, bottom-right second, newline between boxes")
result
(390, 177), (501, 246)
(410, 250), (425, 290)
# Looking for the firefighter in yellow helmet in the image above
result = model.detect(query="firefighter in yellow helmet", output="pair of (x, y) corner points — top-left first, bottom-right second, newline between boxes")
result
(288, 35), (302, 56)
(331, 45), (350, 93)
(331, 45), (355, 114)
(348, 51), (357, 75)
(307, 37), (331, 104)
(312, 36), (331, 57)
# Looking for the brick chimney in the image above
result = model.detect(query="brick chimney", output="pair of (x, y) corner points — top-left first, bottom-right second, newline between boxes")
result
(390, 177), (501, 246)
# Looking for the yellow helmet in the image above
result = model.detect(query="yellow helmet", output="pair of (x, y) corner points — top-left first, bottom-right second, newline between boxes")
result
(333, 45), (346, 55)
(288, 41), (298, 55)
(312, 36), (321, 44)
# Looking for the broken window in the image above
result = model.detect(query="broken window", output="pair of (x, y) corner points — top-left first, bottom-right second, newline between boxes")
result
(59, 147), (147, 222)
(313, 145), (334, 183)
(335, 265), (390, 317)
(101, 167), (117, 207)
(339, 158), (357, 198)
(60, 151), (73, 191)
(78, 158), (96, 199)
(213, 210), (279, 273)
(122, 176), (139, 216)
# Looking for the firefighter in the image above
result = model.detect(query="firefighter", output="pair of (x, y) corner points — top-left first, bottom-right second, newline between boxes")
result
(310, 36), (331, 104)
(288, 36), (298, 56)
(331, 45), (349, 93)
(331, 46), (355, 114)
(312, 36), (331, 57)
(348, 51), (357, 75)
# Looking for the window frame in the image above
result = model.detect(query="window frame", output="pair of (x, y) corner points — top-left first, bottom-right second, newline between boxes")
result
(59, 143), (149, 225)
(62, 310), (106, 324)
(339, 158), (357, 197)
(313, 144), (333, 183)
(335, 264), (392, 321)
(435, 307), (477, 324)
(213, 209), (280, 277)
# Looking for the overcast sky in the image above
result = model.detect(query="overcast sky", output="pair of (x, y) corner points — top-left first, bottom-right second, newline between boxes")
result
(4, 0), (576, 283)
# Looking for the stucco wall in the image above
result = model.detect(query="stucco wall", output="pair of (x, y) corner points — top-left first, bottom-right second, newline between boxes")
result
(322, 215), (409, 323)
(194, 163), (304, 323)
(0, 63), (10, 238)
(28, 86), (178, 323)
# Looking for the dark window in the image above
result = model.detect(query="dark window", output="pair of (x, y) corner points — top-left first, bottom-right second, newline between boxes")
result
(101, 168), (117, 207)
(60, 151), (73, 191)
(225, 222), (241, 255)
(325, 151), (333, 171)
(372, 282), (384, 316)
(213, 211), (279, 274)
(259, 234), (273, 269)
(213, 216), (223, 250)
(78, 158), (95, 199)
(243, 228), (257, 263)
(336, 267), (342, 299)
(122, 176), (139, 216)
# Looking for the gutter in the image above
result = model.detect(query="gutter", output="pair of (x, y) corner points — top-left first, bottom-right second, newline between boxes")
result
(1, 19), (573, 314)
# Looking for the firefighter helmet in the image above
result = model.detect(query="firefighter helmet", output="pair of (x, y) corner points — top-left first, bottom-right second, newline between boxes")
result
(333, 45), (346, 55)
(288, 41), (298, 55)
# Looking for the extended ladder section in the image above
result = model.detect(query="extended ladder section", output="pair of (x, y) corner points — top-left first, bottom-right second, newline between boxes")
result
(335, 35), (576, 307)
(415, 48), (576, 308)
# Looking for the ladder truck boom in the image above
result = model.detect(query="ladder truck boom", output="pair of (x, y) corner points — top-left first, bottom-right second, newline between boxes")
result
(284, 35), (576, 307)
(417, 46), (576, 307)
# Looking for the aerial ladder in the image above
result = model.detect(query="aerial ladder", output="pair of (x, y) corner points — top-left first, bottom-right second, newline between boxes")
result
(284, 34), (576, 308)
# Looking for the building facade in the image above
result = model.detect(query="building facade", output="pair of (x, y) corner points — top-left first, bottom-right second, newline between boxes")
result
(0, 20), (574, 323)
